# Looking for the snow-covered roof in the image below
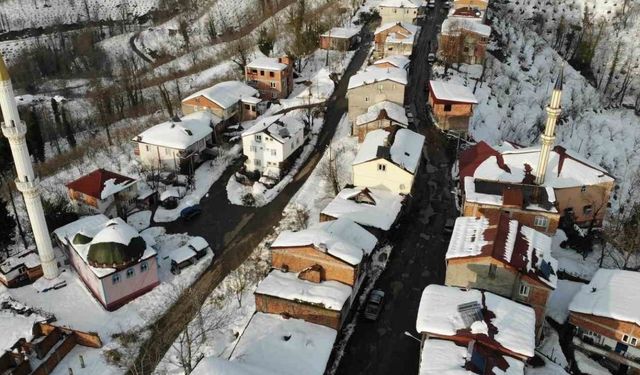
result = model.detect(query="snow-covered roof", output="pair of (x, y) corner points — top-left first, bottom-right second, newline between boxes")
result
(183, 81), (258, 109)
(352, 128), (425, 174)
(170, 245), (196, 264)
(348, 66), (408, 90)
(66, 169), (137, 200)
(160, 189), (181, 201)
(372, 55), (411, 70)
(416, 285), (536, 358)
(321, 27), (360, 39)
(188, 236), (209, 252)
(271, 217), (378, 265)
(569, 269), (640, 326)
(441, 17), (491, 37)
(242, 114), (304, 143)
(375, 22), (420, 36)
(355, 100), (408, 126)
(193, 312), (336, 375)
(255, 270), (352, 310)
(321, 187), (404, 230)
(247, 56), (288, 71)
(0, 251), (40, 274)
(446, 216), (490, 259)
(134, 111), (217, 150)
(419, 339), (525, 375)
(429, 80), (478, 104)
(379, 0), (419, 8)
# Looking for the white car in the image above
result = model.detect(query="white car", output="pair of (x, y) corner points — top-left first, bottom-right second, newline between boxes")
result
(427, 53), (436, 63)
(428, 0), (435, 8)
(443, 1), (452, 8)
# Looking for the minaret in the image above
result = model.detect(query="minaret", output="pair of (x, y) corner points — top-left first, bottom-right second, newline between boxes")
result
(535, 66), (563, 185)
(0, 55), (59, 279)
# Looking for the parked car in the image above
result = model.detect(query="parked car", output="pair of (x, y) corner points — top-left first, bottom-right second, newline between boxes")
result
(444, 218), (455, 234)
(443, 1), (452, 8)
(427, 53), (436, 63)
(180, 205), (202, 221)
(364, 290), (385, 321)
(428, 0), (435, 8)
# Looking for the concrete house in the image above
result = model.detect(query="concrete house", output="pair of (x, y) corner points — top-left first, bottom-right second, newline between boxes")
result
(458, 141), (615, 228)
(66, 169), (138, 218)
(346, 67), (407, 124)
(352, 128), (425, 194)
(378, 0), (421, 24)
(353, 100), (408, 142)
(428, 80), (478, 132)
(320, 27), (360, 50)
(245, 55), (294, 100)
(181, 81), (261, 122)
(133, 111), (217, 173)
(445, 212), (558, 336)
(569, 269), (640, 374)
(374, 22), (420, 59)
(241, 114), (306, 179)
(372, 55), (411, 70)
(439, 17), (491, 65)
(270, 218), (378, 300)
(0, 251), (42, 288)
(53, 215), (160, 311)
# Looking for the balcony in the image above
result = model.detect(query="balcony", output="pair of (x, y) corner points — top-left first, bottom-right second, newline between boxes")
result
(15, 179), (39, 194)
(573, 337), (640, 370)
(1, 121), (26, 139)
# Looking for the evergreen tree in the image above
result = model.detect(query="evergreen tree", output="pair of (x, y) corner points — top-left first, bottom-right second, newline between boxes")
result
(258, 27), (274, 57)
(21, 107), (46, 163)
(0, 196), (16, 257)
(61, 106), (76, 148)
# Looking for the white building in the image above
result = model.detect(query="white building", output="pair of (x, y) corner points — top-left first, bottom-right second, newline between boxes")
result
(353, 100), (408, 140)
(352, 128), (424, 194)
(241, 114), (306, 178)
(378, 0), (421, 24)
(132, 111), (217, 173)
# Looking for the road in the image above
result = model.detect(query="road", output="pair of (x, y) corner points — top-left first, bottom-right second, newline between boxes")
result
(130, 28), (374, 374)
(334, 3), (454, 374)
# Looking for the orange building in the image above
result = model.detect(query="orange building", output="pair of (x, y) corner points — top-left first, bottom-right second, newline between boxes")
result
(428, 80), (478, 133)
(245, 55), (294, 100)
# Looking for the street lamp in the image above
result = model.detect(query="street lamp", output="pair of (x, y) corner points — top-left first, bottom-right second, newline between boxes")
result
(404, 331), (421, 344)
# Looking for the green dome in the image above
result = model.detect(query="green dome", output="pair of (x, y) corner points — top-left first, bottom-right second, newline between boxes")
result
(86, 220), (147, 268)
(73, 232), (93, 245)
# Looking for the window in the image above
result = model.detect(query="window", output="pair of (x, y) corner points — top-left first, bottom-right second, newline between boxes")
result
(583, 205), (593, 215)
(126, 268), (135, 279)
(260, 70), (265, 76)
(140, 261), (149, 272)
(269, 71), (275, 77)
(364, 96), (369, 102)
(255, 159), (262, 166)
(145, 145), (149, 152)
(244, 104), (251, 110)
(250, 145), (257, 152)
(581, 185), (587, 193)
(518, 283), (530, 297)
(270, 82), (277, 88)
(534, 216), (549, 228)
(255, 135), (262, 142)
(631, 337), (638, 346)
(251, 69), (258, 74)
(112, 273), (121, 284)
(378, 164), (386, 172)
(271, 149), (277, 156)
(488, 264), (497, 279)
(444, 104), (452, 112)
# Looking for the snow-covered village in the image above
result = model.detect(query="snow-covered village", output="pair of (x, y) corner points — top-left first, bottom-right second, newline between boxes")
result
(0, 0), (639, 374)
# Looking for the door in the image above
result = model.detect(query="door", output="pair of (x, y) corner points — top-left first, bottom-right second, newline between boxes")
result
(615, 342), (628, 354)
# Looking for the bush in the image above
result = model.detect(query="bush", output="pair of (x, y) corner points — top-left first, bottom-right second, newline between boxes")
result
(242, 194), (256, 207)
(104, 349), (122, 365)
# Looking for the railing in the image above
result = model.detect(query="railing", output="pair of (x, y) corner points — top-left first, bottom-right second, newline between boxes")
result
(573, 337), (640, 369)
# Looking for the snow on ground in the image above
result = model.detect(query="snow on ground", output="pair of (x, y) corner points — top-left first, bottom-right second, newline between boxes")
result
(574, 351), (612, 375)
(538, 326), (569, 369)
(526, 357), (570, 375)
(127, 210), (152, 231)
(546, 279), (584, 324)
(0, 296), (47, 351)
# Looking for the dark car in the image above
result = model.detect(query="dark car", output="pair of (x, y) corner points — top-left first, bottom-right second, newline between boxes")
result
(364, 289), (385, 321)
(180, 205), (202, 221)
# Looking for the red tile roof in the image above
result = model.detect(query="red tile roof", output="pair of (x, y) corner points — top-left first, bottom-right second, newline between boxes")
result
(66, 169), (136, 199)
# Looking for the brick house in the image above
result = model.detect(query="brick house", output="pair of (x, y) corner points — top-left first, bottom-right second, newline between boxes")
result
(445, 212), (558, 337)
(270, 217), (378, 300)
(66, 169), (138, 218)
(346, 67), (407, 124)
(245, 55), (294, 100)
(374, 22), (420, 59)
(0, 250), (42, 288)
(569, 269), (640, 374)
(371, 55), (410, 70)
(439, 17), (491, 65)
(320, 27), (360, 51)
(181, 80), (261, 122)
(353, 100), (408, 142)
(428, 80), (478, 133)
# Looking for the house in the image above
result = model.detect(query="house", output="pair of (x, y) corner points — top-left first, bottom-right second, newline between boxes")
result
(270, 217), (378, 299)
(428, 80), (478, 132)
(254, 269), (353, 329)
(453, 0), (489, 11)
(192, 312), (336, 375)
(181, 80), (262, 122)
(439, 17), (491, 65)
(133, 111), (217, 173)
(346, 67), (407, 124)
(378, 0), (421, 24)
(245, 55), (294, 100)
(372, 55), (411, 70)
(569, 269), (640, 373)
(374, 22), (420, 59)
(445, 212), (558, 336)
(320, 187), (405, 236)
(52, 215), (160, 311)
(241, 113), (306, 179)
(352, 128), (425, 194)
(0, 250), (42, 287)
(353, 100), (408, 141)
(448, 5), (485, 21)
(458, 141), (615, 228)
(416, 285), (536, 365)
(320, 27), (360, 50)
(66, 169), (138, 218)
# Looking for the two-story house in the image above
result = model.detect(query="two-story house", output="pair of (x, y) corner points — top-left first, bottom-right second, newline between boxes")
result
(378, 0), (421, 24)
(241, 114), (306, 179)
(0, 251), (42, 287)
(352, 128), (424, 194)
(181, 80), (261, 122)
(569, 269), (640, 374)
(245, 55), (294, 100)
(347, 67), (407, 124)
(428, 80), (478, 133)
(353, 100), (408, 141)
(373, 22), (420, 59)
(439, 17), (491, 65)
(445, 212), (558, 337)
(66, 169), (138, 218)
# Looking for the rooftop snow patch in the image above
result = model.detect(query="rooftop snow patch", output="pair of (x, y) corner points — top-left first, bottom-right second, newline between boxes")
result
(134, 111), (217, 150)
(463, 176), (558, 213)
(446, 216), (490, 259)
(372, 55), (411, 70)
(416, 285), (536, 358)
(429, 80), (478, 104)
(183, 81), (258, 109)
(271, 217), (378, 265)
(379, 0), (420, 8)
(321, 187), (404, 230)
(242, 113), (304, 143)
(255, 270), (352, 310)
(321, 27), (360, 39)
(247, 56), (288, 71)
(441, 17), (491, 37)
(375, 22), (420, 36)
(355, 101), (408, 126)
(352, 129), (424, 173)
(569, 269), (640, 326)
(348, 66), (408, 90)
